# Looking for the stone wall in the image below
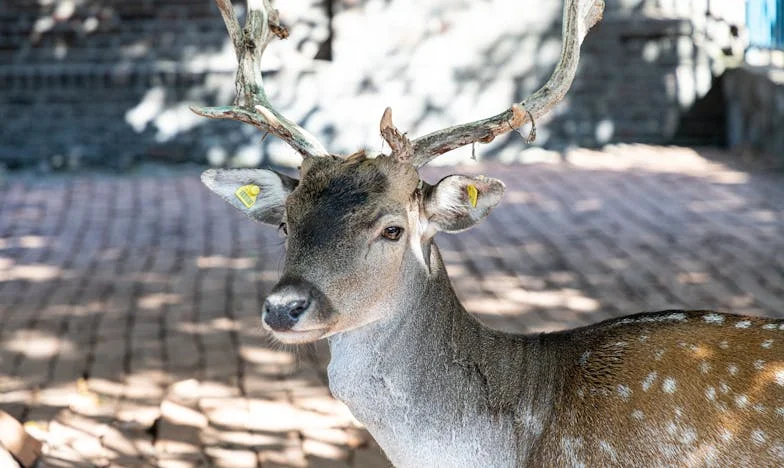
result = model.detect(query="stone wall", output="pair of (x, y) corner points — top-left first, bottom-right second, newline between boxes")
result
(0, 0), (746, 170)
(724, 67), (784, 165)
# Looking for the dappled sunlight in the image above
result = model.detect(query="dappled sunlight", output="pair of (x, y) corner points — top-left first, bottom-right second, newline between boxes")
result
(169, 379), (236, 400)
(124, 86), (216, 143)
(205, 317), (240, 332)
(5, 331), (370, 464)
(0, 154), (781, 465)
(260, 269), (285, 281)
(0, 236), (49, 250)
(37, 301), (103, 318)
(121, 377), (165, 403)
(224, 399), (347, 433)
(565, 145), (752, 185)
(173, 321), (203, 335)
(197, 255), (257, 270)
(0, 388), (31, 409)
(240, 346), (295, 367)
(677, 271), (710, 285)
(8, 0), (581, 169)
(137, 293), (181, 310)
(504, 190), (535, 204)
(748, 210), (780, 223)
(175, 317), (261, 336)
(125, 88), (166, 134)
(478, 273), (521, 292)
(688, 199), (746, 213)
(31, 382), (100, 414)
(462, 288), (601, 318)
(574, 198), (602, 213)
(462, 290), (601, 334)
(0, 375), (29, 394)
(463, 296), (531, 316)
(4, 330), (73, 360)
(0, 264), (67, 282)
(85, 378), (125, 399)
(501, 288), (599, 312)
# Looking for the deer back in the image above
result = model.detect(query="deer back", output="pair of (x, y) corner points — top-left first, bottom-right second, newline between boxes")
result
(534, 311), (784, 465)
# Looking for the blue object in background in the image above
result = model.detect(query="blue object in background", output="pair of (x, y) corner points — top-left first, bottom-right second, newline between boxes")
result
(747, 0), (784, 49)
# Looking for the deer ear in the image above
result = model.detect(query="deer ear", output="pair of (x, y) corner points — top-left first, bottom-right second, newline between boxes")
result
(423, 175), (505, 233)
(201, 169), (298, 225)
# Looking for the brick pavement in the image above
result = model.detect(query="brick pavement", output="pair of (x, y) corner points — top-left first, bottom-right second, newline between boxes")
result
(0, 145), (783, 467)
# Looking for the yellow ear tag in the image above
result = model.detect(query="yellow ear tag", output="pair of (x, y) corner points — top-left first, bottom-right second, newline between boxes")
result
(466, 184), (478, 208)
(235, 184), (261, 208)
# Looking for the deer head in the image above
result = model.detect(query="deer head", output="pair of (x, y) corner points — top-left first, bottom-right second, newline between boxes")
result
(194, 0), (604, 344)
(202, 152), (505, 343)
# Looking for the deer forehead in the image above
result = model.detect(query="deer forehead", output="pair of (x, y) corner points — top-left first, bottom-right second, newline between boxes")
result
(287, 155), (420, 225)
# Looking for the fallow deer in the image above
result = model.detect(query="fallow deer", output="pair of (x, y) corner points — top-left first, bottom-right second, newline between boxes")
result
(193, 0), (784, 465)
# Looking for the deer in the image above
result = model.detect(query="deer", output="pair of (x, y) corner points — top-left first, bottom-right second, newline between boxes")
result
(192, 0), (784, 465)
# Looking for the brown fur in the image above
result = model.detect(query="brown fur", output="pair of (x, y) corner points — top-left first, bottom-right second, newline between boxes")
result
(534, 311), (784, 465)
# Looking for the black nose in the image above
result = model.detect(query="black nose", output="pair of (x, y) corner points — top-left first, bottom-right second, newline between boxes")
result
(263, 290), (312, 331)
(267, 298), (310, 320)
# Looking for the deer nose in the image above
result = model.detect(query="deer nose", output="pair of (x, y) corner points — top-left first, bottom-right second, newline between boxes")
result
(263, 288), (313, 331)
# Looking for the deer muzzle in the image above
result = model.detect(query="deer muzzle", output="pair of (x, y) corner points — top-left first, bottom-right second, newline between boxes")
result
(262, 277), (332, 343)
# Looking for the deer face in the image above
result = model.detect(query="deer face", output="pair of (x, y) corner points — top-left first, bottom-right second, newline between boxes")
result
(202, 154), (504, 343)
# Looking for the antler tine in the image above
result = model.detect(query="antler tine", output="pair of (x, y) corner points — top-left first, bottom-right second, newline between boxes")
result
(191, 0), (329, 159)
(399, 0), (604, 168)
(380, 107), (414, 163)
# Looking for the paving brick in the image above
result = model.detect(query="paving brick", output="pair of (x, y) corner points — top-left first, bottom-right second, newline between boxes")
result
(155, 398), (208, 458)
(205, 446), (258, 467)
(1, 147), (783, 465)
(351, 441), (392, 468)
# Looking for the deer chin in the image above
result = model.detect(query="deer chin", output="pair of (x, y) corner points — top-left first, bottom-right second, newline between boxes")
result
(268, 312), (387, 344)
(267, 327), (329, 344)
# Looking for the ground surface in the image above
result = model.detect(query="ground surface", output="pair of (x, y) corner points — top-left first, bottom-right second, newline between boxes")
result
(0, 145), (783, 467)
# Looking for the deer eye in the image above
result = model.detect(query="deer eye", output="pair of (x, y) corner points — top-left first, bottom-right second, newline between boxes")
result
(381, 226), (404, 241)
(278, 222), (288, 236)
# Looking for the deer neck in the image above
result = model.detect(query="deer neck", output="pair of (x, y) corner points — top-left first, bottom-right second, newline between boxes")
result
(326, 243), (561, 466)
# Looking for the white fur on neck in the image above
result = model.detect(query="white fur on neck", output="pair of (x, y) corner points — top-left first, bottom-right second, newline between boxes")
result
(327, 320), (520, 467)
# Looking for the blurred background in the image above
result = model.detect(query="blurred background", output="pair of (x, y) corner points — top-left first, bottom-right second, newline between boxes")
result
(1, 0), (784, 467)
(0, 0), (781, 171)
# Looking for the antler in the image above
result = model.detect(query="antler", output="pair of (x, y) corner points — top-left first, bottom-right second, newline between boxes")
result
(190, 0), (329, 159)
(381, 0), (605, 167)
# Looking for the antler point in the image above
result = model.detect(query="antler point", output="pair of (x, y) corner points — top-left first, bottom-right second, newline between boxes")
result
(380, 107), (394, 132)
